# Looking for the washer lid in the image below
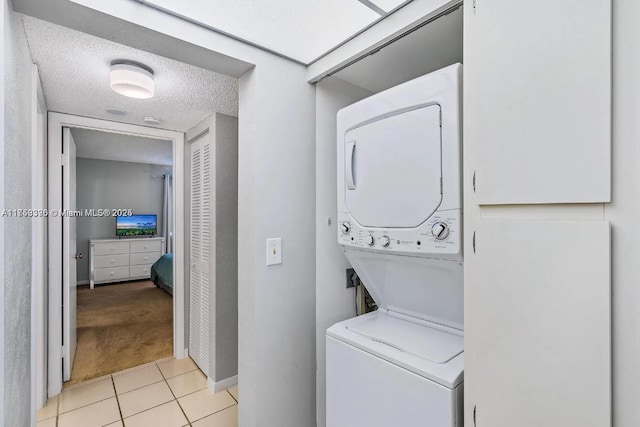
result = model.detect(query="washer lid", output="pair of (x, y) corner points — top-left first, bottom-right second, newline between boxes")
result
(344, 249), (464, 330)
(347, 312), (463, 364)
(344, 105), (442, 229)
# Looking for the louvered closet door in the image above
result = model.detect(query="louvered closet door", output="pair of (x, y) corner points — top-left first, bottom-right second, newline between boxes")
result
(189, 131), (214, 377)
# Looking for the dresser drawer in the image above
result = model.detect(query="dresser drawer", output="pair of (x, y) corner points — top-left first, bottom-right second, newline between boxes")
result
(94, 241), (129, 256)
(130, 252), (161, 266)
(94, 254), (129, 269)
(130, 240), (162, 254)
(94, 267), (129, 282)
(130, 264), (152, 278)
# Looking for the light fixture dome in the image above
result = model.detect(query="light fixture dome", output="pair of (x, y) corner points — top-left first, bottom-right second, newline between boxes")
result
(109, 61), (154, 99)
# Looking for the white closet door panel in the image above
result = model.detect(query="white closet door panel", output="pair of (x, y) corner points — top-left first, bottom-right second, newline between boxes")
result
(188, 127), (214, 378)
(191, 141), (202, 265)
(201, 142), (212, 260)
(189, 268), (202, 368)
(190, 137), (206, 374)
(470, 220), (610, 427)
(199, 138), (213, 373)
(465, 0), (611, 204)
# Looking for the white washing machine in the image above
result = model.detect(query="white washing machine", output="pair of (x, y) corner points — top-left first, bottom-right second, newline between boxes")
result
(327, 63), (463, 427)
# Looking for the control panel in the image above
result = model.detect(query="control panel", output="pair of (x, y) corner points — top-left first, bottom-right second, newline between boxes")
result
(337, 209), (461, 258)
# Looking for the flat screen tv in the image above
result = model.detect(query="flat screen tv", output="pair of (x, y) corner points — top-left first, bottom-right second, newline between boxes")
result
(116, 214), (157, 237)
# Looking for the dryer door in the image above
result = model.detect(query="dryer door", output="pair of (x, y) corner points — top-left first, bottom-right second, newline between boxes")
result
(344, 105), (442, 228)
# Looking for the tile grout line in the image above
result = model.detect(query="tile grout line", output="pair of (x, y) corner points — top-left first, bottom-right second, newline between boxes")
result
(56, 393), (61, 427)
(157, 360), (193, 427)
(115, 378), (166, 396)
(111, 374), (125, 425)
(116, 378), (179, 422)
(188, 402), (237, 425)
(226, 389), (238, 404)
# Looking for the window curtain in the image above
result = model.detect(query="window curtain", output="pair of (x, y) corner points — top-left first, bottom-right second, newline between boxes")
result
(162, 174), (173, 253)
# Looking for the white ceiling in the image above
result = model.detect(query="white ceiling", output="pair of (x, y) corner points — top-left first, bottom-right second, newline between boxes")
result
(21, 15), (239, 132)
(144, 0), (411, 63)
(71, 128), (173, 166)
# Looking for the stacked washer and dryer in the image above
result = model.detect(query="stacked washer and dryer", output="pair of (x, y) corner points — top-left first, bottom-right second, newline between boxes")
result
(327, 64), (464, 427)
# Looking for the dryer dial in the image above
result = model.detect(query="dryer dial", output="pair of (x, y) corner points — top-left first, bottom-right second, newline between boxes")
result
(432, 222), (450, 240)
(380, 235), (391, 247)
(341, 222), (351, 234)
(365, 235), (375, 246)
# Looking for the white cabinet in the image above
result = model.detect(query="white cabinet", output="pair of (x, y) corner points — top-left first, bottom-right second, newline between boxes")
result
(465, 0), (611, 204)
(89, 237), (165, 288)
(463, 1), (613, 426)
(467, 220), (610, 427)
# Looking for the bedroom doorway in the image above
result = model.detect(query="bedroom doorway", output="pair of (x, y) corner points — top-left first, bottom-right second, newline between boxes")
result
(66, 126), (175, 385)
(47, 113), (187, 396)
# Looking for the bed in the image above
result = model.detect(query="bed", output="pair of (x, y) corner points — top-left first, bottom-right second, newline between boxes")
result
(151, 253), (173, 296)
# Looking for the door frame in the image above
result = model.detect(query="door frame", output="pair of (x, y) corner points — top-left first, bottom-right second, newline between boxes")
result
(30, 64), (47, 417)
(47, 112), (186, 396)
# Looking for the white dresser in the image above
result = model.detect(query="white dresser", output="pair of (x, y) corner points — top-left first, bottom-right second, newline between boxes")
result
(89, 237), (166, 289)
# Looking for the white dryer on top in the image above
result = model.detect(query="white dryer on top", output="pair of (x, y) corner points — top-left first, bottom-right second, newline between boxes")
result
(327, 63), (464, 427)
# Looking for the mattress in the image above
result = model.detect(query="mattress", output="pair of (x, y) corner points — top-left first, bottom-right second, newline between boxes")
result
(151, 253), (173, 290)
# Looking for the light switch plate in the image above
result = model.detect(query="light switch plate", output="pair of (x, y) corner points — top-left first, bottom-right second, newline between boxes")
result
(266, 238), (282, 266)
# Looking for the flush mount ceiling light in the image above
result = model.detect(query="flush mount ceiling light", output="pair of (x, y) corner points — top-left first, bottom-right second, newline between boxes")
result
(109, 60), (155, 99)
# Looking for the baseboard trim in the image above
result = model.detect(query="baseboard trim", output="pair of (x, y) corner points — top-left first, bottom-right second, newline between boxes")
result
(77, 280), (89, 285)
(175, 347), (188, 359)
(208, 375), (238, 393)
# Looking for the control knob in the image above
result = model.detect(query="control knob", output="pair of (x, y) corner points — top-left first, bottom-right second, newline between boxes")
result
(341, 222), (351, 234)
(380, 235), (391, 247)
(432, 222), (450, 240)
(365, 235), (375, 246)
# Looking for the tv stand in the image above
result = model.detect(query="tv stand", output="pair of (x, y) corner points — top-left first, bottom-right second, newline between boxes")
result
(89, 237), (166, 289)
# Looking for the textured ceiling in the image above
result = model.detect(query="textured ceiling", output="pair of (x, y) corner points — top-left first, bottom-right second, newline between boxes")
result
(22, 15), (238, 132)
(71, 128), (173, 166)
(143, 0), (411, 63)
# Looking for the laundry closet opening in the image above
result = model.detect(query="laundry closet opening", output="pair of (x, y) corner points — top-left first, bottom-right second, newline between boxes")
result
(313, 3), (463, 426)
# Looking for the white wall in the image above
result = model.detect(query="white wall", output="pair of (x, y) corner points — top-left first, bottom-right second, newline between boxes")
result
(75, 158), (169, 282)
(2, 1), (34, 425)
(314, 76), (371, 427)
(237, 61), (316, 427)
(213, 114), (239, 384)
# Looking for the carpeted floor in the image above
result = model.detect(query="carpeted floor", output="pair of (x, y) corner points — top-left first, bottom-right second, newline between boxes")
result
(67, 280), (173, 385)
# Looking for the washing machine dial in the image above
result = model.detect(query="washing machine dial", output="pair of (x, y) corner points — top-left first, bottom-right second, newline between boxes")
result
(432, 222), (450, 240)
(341, 222), (351, 234)
(380, 235), (391, 247)
(365, 235), (375, 246)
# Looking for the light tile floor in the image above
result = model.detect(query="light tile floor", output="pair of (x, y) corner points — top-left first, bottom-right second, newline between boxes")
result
(36, 357), (238, 427)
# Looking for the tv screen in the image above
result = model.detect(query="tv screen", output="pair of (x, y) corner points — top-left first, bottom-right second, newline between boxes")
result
(116, 214), (157, 237)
